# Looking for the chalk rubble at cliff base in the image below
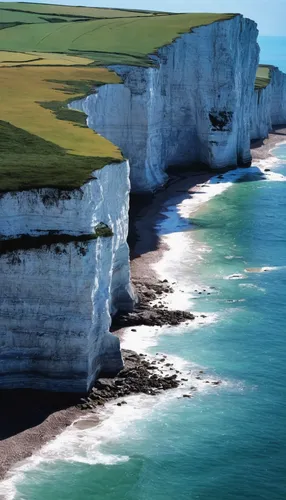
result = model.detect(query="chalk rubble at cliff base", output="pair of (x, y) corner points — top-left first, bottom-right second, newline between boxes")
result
(77, 349), (222, 411)
(112, 280), (195, 328)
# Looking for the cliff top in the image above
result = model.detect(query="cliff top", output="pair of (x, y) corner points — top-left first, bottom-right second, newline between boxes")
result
(0, 4), (236, 191)
(0, 5), (235, 65)
(255, 65), (272, 90)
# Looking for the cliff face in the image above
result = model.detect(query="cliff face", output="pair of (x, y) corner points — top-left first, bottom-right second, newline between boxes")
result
(0, 162), (135, 392)
(250, 84), (272, 140)
(2, 14), (286, 393)
(270, 67), (286, 125)
(71, 15), (259, 192)
(251, 67), (286, 140)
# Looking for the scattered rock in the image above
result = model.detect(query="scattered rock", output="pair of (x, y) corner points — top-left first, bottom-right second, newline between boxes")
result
(78, 349), (180, 411)
(111, 280), (195, 329)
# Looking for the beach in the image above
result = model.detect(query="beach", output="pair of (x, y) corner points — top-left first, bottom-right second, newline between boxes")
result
(0, 126), (285, 486)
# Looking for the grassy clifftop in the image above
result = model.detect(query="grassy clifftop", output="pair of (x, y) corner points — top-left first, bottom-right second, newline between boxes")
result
(0, 3), (236, 191)
(0, 9), (235, 66)
(255, 65), (273, 90)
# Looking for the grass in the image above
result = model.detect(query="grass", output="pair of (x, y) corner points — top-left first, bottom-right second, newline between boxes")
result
(0, 65), (121, 157)
(0, 2), (159, 19)
(0, 6), (88, 24)
(0, 13), (236, 65)
(0, 5), (236, 192)
(0, 121), (122, 192)
(0, 8), (46, 23)
(0, 56), (125, 191)
(0, 50), (93, 66)
(0, 64), (124, 191)
(255, 64), (273, 90)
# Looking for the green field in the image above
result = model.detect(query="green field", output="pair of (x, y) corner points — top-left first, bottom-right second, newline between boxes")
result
(0, 12), (235, 65)
(0, 8), (47, 22)
(0, 5), (89, 24)
(0, 50), (93, 66)
(0, 2), (159, 19)
(0, 3), (236, 192)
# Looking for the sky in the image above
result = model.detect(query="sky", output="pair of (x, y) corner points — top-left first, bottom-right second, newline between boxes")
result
(2, 0), (285, 35)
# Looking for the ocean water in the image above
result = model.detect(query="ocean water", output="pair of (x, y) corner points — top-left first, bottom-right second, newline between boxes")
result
(1, 39), (286, 500)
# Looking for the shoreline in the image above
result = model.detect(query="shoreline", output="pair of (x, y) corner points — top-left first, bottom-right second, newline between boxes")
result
(0, 127), (285, 487)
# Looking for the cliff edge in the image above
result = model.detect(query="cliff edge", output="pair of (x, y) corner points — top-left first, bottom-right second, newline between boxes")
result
(0, 6), (286, 392)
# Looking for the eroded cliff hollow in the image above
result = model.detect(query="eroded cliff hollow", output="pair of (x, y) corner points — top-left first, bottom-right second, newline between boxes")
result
(0, 162), (135, 392)
(71, 15), (259, 192)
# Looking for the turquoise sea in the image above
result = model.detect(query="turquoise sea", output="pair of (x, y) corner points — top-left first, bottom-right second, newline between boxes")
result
(1, 38), (286, 500)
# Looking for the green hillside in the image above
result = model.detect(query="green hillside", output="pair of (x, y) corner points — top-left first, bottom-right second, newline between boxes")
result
(0, 3), (236, 192)
(0, 11), (235, 66)
(0, 2), (159, 19)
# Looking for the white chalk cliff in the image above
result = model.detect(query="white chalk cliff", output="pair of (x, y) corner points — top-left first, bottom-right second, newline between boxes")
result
(0, 162), (135, 392)
(71, 15), (259, 192)
(251, 66), (286, 140)
(1, 14), (286, 392)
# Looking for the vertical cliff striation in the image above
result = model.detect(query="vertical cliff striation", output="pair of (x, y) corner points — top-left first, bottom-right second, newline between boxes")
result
(71, 15), (259, 192)
(2, 13), (285, 393)
(0, 162), (135, 392)
(251, 66), (286, 140)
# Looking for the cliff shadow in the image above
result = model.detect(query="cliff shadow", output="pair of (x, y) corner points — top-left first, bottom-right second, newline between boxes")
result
(0, 388), (79, 440)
